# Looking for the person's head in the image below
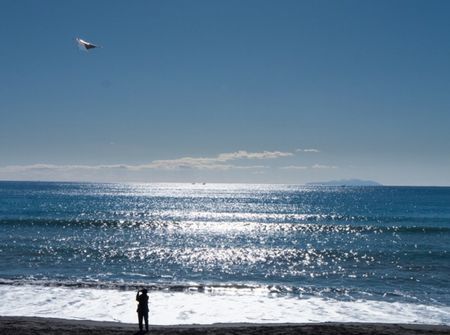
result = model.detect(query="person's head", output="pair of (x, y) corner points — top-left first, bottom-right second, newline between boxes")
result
(141, 288), (148, 294)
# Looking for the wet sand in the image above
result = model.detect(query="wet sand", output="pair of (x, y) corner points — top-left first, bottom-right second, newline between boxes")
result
(1, 316), (449, 335)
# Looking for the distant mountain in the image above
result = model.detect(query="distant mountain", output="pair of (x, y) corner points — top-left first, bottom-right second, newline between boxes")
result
(306, 179), (382, 187)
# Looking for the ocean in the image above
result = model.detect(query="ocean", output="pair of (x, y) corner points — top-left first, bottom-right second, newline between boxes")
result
(0, 181), (449, 324)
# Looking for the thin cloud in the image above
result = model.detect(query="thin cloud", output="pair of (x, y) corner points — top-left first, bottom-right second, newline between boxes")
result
(135, 150), (291, 170)
(217, 150), (293, 161)
(280, 164), (337, 170)
(311, 164), (338, 169)
(280, 165), (308, 170)
(296, 148), (320, 153)
(0, 150), (290, 173)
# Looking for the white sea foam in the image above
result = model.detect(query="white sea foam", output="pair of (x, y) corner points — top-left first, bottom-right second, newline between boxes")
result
(0, 285), (448, 325)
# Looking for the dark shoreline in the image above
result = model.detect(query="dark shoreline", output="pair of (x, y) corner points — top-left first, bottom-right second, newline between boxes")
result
(1, 316), (449, 335)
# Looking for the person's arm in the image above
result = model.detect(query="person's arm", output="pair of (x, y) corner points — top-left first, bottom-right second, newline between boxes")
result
(136, 292), (140, 302)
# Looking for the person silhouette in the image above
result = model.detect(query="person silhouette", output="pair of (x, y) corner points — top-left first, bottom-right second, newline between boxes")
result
(136, 288), (149, 332)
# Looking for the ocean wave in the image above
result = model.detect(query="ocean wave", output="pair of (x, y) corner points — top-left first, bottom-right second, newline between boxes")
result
(1, 283), (449, 325)
(0, 278), (433, 304)
(0, 278), (255, 292)
(1, 218), (449, 234)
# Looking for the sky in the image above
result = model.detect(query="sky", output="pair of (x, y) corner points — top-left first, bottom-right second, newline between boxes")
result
(0, 0), (449, 185)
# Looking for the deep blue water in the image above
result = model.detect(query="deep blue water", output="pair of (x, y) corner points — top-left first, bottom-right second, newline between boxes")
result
(0, 181), (449, 305)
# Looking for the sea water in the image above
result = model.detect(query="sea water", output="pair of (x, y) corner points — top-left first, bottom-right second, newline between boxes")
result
(0, 181), (449, 324)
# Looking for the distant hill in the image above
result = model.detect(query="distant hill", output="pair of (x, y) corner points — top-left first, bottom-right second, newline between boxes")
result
(306, 179), (382, 187)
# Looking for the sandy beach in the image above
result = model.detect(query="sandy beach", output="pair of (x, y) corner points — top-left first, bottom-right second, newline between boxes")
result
(1, 317), (449, 335)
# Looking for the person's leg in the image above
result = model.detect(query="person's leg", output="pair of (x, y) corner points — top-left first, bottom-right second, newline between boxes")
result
(138, 311), (143, 331)
(144, 312), (149, 331)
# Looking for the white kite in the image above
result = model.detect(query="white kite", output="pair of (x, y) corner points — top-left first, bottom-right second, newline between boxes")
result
(76, 37), (99, 51)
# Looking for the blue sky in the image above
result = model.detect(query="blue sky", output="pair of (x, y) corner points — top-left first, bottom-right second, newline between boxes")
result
(1, 0), (449, 185)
